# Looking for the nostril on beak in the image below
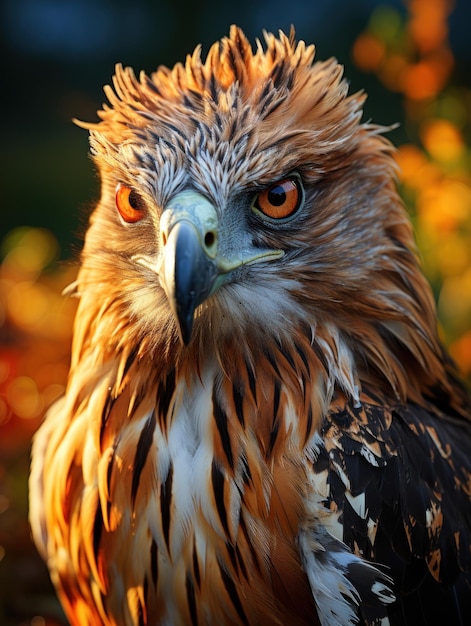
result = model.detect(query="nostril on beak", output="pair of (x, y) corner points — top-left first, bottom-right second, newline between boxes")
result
(204, 230), (216, 251)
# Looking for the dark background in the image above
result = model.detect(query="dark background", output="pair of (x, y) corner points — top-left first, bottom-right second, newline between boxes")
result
(0, 1), (470, 625)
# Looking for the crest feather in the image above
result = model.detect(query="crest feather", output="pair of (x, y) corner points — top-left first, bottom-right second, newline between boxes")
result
(75, 25), (363, 151)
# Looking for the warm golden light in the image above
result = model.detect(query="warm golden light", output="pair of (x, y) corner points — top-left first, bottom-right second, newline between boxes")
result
(421, 119), (465, 163)
(0, 227), (77, 438)
(352, 33), (386, 72)
(352, 0), (471, 371)
(7, 375), (43, 420)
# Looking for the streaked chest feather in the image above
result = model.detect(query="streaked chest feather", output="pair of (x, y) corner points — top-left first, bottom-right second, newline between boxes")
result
(87, 356), (320, 625)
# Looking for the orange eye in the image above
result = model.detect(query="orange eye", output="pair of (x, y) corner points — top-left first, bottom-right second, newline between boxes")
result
(253, 177), (303, 220)
(115, 183), (145, 223)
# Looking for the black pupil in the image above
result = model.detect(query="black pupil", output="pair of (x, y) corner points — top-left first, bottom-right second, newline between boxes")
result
(267, 185), (287, 206)
(128, 190), (141, 210)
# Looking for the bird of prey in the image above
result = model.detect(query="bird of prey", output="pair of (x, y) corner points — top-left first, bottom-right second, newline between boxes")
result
(29, 26), (471, 626)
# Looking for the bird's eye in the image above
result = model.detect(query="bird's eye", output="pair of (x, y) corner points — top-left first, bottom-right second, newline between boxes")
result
(115, 183), (145, 223)
(253, 176), (303, 220)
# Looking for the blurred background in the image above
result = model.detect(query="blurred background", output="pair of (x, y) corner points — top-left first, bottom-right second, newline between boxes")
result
(0, 0), (470, 624)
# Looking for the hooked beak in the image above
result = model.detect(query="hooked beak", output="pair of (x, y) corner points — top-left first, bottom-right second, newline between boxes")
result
(158, 191), (218, 344)
(158, 190), (284, 345)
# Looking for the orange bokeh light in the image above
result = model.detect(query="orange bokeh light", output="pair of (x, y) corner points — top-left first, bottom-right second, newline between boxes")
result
(408, 0), (453, 53)
(378, 54), (409, 92)
(421, 118), (465, 163)
(403, 60), (445, 101)
(396, 144), (441, 190)
(352, 33), (386, 72)
(417, 179), (471, 232)
(450, 331), (471, 376)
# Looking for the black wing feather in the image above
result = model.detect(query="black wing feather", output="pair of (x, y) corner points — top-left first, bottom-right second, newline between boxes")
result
(315, 391), (471, 625)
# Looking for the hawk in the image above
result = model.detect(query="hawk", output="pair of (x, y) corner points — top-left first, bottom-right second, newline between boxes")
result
(29, 27), (471, 625)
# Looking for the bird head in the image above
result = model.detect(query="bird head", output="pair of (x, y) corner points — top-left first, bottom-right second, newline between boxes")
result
(74, 26), (459, 407)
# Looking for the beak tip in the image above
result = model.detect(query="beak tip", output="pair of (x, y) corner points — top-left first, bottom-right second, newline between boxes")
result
(162, 218), (217, 348)
(179, 321), (193, 346)
(174, 301), (196, 346)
